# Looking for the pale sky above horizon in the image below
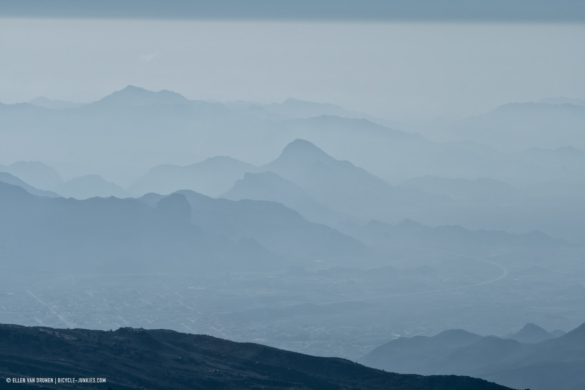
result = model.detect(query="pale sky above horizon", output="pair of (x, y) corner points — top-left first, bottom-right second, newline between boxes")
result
(1, 18), (584, 121)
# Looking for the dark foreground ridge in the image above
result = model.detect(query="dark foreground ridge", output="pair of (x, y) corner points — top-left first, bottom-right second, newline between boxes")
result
(0, 324), (513, 390)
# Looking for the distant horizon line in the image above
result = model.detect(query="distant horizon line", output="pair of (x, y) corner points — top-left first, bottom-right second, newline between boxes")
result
(1, 0), (585, 24)
(5, 85), (346, 108)
(3, 84), (585, 114)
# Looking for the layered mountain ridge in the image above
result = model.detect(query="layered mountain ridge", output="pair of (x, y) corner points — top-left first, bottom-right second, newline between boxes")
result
(0, 323), (513, 390)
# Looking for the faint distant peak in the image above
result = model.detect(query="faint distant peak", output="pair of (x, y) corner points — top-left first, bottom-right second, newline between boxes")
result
(96, 85), (190, 106)
(508, 323), (553, 343)
(279, 139), (332, 161)
(519, 323), (548, 333)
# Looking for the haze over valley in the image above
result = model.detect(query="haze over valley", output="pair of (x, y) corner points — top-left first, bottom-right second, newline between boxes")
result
(1, 8), (584, 389)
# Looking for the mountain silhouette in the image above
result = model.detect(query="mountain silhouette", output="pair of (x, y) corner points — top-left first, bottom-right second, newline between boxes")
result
(362, 329), (483, 375)
(177, 190), (367, 265)
(95, 85), (190, 107)
(0, 179), (369, 273)
(507, 323), (554, 344)
(0, 182), (277, 274)
(0, 323), (513, 390)
(362, 321), (585, 390)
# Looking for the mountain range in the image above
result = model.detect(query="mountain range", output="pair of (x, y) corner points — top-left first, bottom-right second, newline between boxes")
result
(0, 177), (372, 273)
(3, 86), (585, 241)
(362, 321), (585, 390)
(1, 139), (567, 261)
(0, 323), (513, 390)
(0, 162), (125, 199)
(4, 85), (583, 186)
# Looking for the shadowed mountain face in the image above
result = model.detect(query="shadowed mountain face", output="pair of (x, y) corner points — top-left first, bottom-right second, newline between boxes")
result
(0, 180), (369, 273)
(0, 182), (278, 274)
(362, 329), (484, 375)
(361, 322), (585, 390)
(0, 324), (513, 390)
(177, 190), (368, 265)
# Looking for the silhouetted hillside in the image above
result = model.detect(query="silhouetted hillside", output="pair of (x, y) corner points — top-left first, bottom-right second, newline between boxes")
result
(362, 321), (585, 390)
(0, 180), (369, 273)
(178, 190), (367, 265)
(0, 324), (513, 390)
(0, 182), (277, 274)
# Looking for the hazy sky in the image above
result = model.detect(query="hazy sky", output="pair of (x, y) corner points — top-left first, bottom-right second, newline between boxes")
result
(1, 18), (584, 120)
(2, 0), (585, 23)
